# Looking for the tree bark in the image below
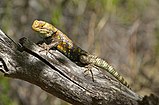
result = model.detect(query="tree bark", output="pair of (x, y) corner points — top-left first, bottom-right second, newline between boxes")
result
(0, 29), (155, 105)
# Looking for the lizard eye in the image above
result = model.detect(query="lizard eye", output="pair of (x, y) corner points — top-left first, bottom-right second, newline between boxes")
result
(39, 23), (45, 28)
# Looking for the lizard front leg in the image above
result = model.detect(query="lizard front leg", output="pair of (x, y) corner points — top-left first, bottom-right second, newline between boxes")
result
(38, 39), (60, 54)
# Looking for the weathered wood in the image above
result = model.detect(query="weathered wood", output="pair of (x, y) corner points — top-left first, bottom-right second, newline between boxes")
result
(0, 29), (143, 105)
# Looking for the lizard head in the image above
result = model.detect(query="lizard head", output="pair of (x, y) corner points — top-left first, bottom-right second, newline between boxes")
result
(32, 20), (58, 38)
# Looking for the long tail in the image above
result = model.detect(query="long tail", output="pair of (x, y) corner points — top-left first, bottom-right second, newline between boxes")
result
(80, 54), (129, 88)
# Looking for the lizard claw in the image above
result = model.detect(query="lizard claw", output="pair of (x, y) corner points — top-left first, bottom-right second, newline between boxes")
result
(84, 64), (95, 82)
(38, 43), (51, 55)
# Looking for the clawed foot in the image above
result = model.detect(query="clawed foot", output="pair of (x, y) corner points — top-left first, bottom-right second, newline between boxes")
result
(38, 43), (51, 55)
(38, 41), (59, 55)
(84, 64), (95, 82)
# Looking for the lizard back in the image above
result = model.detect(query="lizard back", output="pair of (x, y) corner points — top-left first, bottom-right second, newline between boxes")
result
(32, 20), (130, 88)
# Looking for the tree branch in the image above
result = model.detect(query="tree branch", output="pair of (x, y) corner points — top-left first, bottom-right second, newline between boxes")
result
(0, 29), (146, 105)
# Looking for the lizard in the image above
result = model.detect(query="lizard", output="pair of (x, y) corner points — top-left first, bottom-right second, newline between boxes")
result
(32, 20), (130, 88)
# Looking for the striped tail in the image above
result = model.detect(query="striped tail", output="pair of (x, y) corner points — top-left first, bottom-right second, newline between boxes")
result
(80, 54), (129, 88)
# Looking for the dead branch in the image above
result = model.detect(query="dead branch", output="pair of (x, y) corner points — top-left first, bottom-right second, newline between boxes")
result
(0, 29), (149, 105)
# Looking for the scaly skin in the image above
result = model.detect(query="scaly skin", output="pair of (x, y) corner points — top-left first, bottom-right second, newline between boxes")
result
(32, 20), (130, 88)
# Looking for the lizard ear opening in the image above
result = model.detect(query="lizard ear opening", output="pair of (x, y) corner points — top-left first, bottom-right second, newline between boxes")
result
(45, 31), (53, 37)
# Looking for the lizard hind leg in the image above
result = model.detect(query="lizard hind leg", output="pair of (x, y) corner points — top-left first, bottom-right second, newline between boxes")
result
(84, 64), (97, 82)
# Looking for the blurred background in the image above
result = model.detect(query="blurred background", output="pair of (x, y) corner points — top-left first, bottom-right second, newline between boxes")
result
(0, 0), (159, 105)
